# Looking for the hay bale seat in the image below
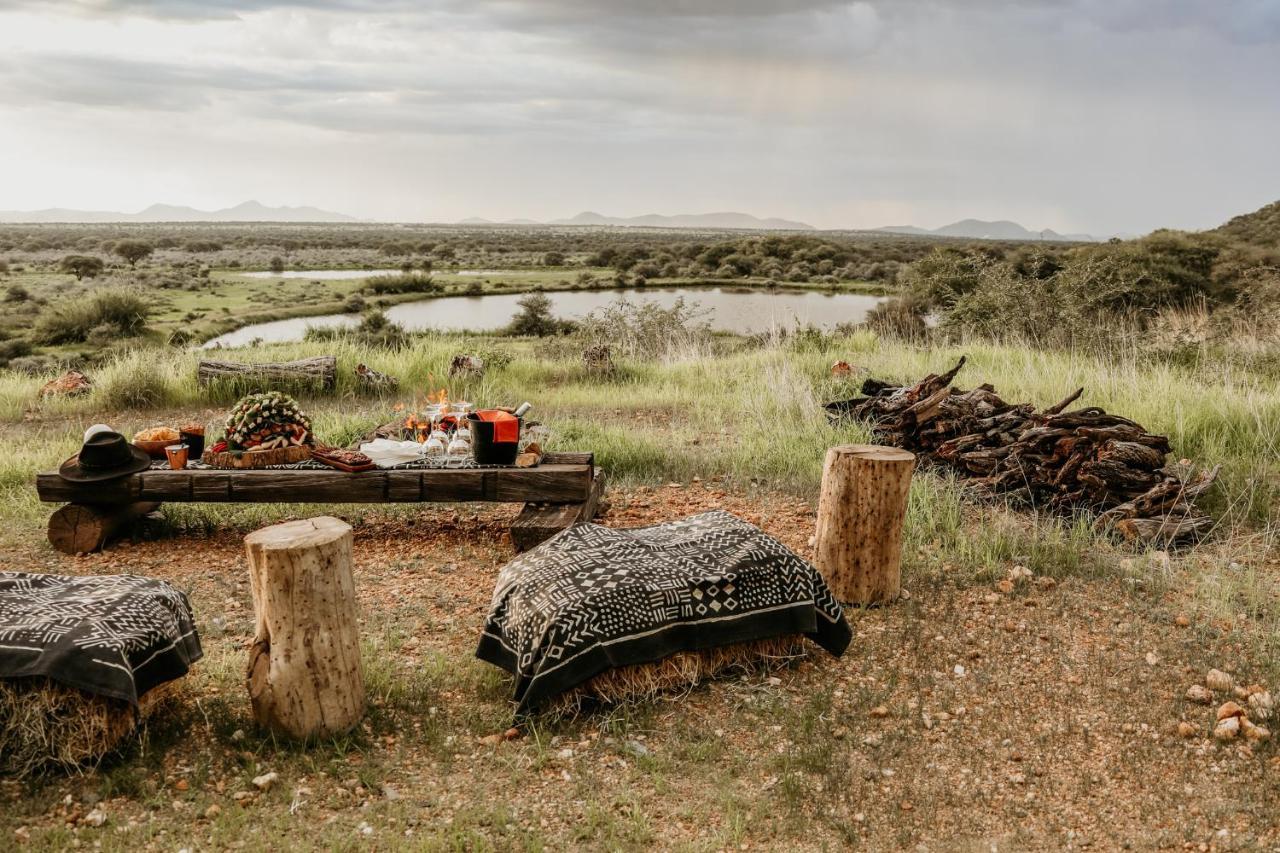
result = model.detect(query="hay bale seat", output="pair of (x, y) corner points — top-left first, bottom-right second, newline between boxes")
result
(0, 572), (202, 775)
(478, 511), (852, 716)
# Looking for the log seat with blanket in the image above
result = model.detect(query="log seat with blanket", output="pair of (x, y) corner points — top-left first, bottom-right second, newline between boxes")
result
(824, 357), (1219, 546)
(0, 572), (202, 775)
(477, 511), (852, 715)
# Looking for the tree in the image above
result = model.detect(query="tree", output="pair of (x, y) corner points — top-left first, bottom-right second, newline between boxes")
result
(113, 240), (154, 268)
(60, 254), (105, 280)
(506, 293), (568, 337)
(269, 256), (286, 273)
(542, 251), (566, 267)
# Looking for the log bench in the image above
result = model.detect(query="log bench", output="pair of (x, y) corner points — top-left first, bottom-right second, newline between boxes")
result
(36, 452), (606, 555)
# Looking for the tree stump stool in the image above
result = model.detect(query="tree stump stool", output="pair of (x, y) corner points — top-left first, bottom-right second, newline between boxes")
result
(813, 444), (915, 606)
(244, 516), (365, 739)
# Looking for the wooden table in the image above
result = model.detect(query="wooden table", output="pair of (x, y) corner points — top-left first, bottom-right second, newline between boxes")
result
(36, 452), (606, 555)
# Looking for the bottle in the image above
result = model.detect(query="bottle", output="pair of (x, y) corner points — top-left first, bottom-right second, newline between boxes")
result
(513, 402), (532, 419)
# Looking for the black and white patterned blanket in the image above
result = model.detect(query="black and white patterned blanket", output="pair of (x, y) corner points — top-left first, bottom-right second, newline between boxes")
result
(477, 511), (852, 714)
(0, 573), (202, 706)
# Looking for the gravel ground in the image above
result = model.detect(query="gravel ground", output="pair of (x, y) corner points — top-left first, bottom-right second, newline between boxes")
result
(2, 482), (1278, 851)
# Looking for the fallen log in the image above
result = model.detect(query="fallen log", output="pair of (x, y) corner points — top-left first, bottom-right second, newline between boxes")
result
(825, 358), (1217, 546)
(197, 356), (337, 389)
(47, 501), (160, 555)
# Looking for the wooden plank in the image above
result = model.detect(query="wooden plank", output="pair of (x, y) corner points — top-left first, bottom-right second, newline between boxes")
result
(137, 471), (194, 500)
(541, 451), (594, 467)
(230, 470), (388, 503)
(511, 469), (607, 551)
(494, 465), (592, 503)
(37, 462), (594, 504)
(37, 472), (139, 504)
(385, 471), (422, 501)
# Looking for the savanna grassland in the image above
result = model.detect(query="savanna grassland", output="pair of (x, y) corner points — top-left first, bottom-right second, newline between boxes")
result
(0, 207), (1279, 850)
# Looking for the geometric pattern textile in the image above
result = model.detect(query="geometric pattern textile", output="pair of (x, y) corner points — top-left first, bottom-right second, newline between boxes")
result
(477, 511), (851, 714)
(0, 572), (202, 705)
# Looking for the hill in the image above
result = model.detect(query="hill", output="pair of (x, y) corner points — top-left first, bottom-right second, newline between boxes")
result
(549, 211), (814, 230)
(0, 200), (357, 223)
(877, 218), (1098, 242)
(1212, 199), (1280, 248)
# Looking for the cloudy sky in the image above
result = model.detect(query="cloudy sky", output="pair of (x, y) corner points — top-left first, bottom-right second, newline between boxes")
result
(0, 1), (1277, 233)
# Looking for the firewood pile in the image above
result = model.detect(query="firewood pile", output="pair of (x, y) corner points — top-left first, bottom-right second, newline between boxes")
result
(825, 357), (1219, 546)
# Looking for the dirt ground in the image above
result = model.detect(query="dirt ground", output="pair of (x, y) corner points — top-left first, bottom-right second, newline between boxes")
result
(2, 482), (1278, 851)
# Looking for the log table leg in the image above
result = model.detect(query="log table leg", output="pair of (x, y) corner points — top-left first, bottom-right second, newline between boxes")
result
(47, 502), (161, 555)
(510, 469), (608, 552)
(244, 516), (365, 739)
(813, 444), (915, 606)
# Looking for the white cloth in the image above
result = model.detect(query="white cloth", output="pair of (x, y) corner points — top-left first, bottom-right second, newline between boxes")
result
(359, 438), (424, 468)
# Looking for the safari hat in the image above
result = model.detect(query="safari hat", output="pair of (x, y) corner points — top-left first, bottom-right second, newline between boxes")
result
(58, 430), (152, 482)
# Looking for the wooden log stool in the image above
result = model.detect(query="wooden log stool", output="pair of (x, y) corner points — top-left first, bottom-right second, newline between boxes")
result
(244, 516), (365, 739)
(813, 444), (915, 606)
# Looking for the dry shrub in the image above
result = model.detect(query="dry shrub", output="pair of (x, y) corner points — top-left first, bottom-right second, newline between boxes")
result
(543, 634), (807, 718)
(0, 678), (177, 777)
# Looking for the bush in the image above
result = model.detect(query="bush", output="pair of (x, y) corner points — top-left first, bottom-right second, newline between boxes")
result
(0, 337), (33, 367)
(33, 289), (151, 345)
(343, 294), (367, 313)
(575, 296), (711, 360)
(863, 295), (929, 341)
(59, 255), (104, 280)
(505, 293), (571, 337)
(4, 284), (29, 303)
(269, 256), (286, 273)
(361, 273), (439, 295)
(542, 251), (566, 266)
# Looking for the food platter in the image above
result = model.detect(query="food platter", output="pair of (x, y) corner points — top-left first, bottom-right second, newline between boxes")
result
(201, 445), (313, 469)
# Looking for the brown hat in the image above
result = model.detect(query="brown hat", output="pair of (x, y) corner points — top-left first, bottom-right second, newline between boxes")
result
(59, 431), (152, 482)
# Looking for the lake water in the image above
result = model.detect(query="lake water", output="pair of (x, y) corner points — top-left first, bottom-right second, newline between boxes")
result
(241, 269), (403, 280)
(203, 286), (886, 348)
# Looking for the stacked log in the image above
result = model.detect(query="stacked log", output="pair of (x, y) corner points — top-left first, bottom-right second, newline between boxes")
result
(825, 357), (1218, 546)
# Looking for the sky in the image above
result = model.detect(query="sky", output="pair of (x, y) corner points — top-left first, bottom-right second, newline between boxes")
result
(0, 1), (1277, 234)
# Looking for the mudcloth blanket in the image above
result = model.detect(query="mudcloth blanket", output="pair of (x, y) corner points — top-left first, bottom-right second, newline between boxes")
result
(477, 510), (852, 713)
(0, 572), (202, 705)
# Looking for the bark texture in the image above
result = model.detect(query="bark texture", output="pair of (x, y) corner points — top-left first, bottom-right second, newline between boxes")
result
(244, 516), (364, 739)
(813, 444), (915, 606)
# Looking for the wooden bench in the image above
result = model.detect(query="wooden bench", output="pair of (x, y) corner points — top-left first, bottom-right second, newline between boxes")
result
(36, 452), (606, 555)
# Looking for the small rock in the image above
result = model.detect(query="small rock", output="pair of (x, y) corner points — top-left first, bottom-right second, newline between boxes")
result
(204, 804), (222, 819)
(476, 733), (503, 747)
(232, 791), (255, 804)
(252, 772), (279, 792)
(869, 705), (889, 719)
(1248, 691), (1274, 720)
(556, 748), (574, 760)
(1185, 685), (1212, 704)
(996, 579), (1015, 594)
(1213, 717), (1240, 741)
(1206, 669), (1234, 693)
(1177, 721), (1198, 738)
(1216, 701), (1245, 722)
(230, 729), (245, 742)
(1241, 720), (1271, 742)
(14, 826), (31, 843)
(502, 727), (522, 741)
(1144, 652), (1159, 666)
(1008, 565), (1033, 582)
(174, 779), (189, 792)
(382, 785), (401, 801)
(1174, 614), (1190, 628)
(623, 739), (650, 758)
(953, 664), (966, 678)
(81, 808), (107, 828)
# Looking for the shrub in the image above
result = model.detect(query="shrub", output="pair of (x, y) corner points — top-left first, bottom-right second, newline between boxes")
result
(505, 293), (571, 337)
(33, 289), (151, 345)
(863, 295), (929, 341)
(269, 256), (286, 273)
(575, 296), (711, 360)
(361, 273), (439, 295)
(4, 284), (29, 303)
(542, 251), (566, 266)
(59, 255), (104, 280)
(0, 337), (33, 367)
(343, 294), (367, 313)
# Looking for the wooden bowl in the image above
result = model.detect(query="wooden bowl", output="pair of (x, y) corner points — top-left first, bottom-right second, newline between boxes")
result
(134, 439), (175, 459)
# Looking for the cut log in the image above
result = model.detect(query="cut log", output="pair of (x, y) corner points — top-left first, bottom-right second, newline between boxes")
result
(244, 516), (364, 739)
(197, 356), (337, 389)
(511, 469), (607, 551)
(355, 363), (398, 390)
(813, 444), (915, 606)
(47, 502), (160, 555)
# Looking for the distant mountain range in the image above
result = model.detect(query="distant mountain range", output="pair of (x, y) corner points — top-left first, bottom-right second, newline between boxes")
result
(460, 211), (816, 230)
(874, 219), (1100, 242)
(0, 200), (357, 223)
